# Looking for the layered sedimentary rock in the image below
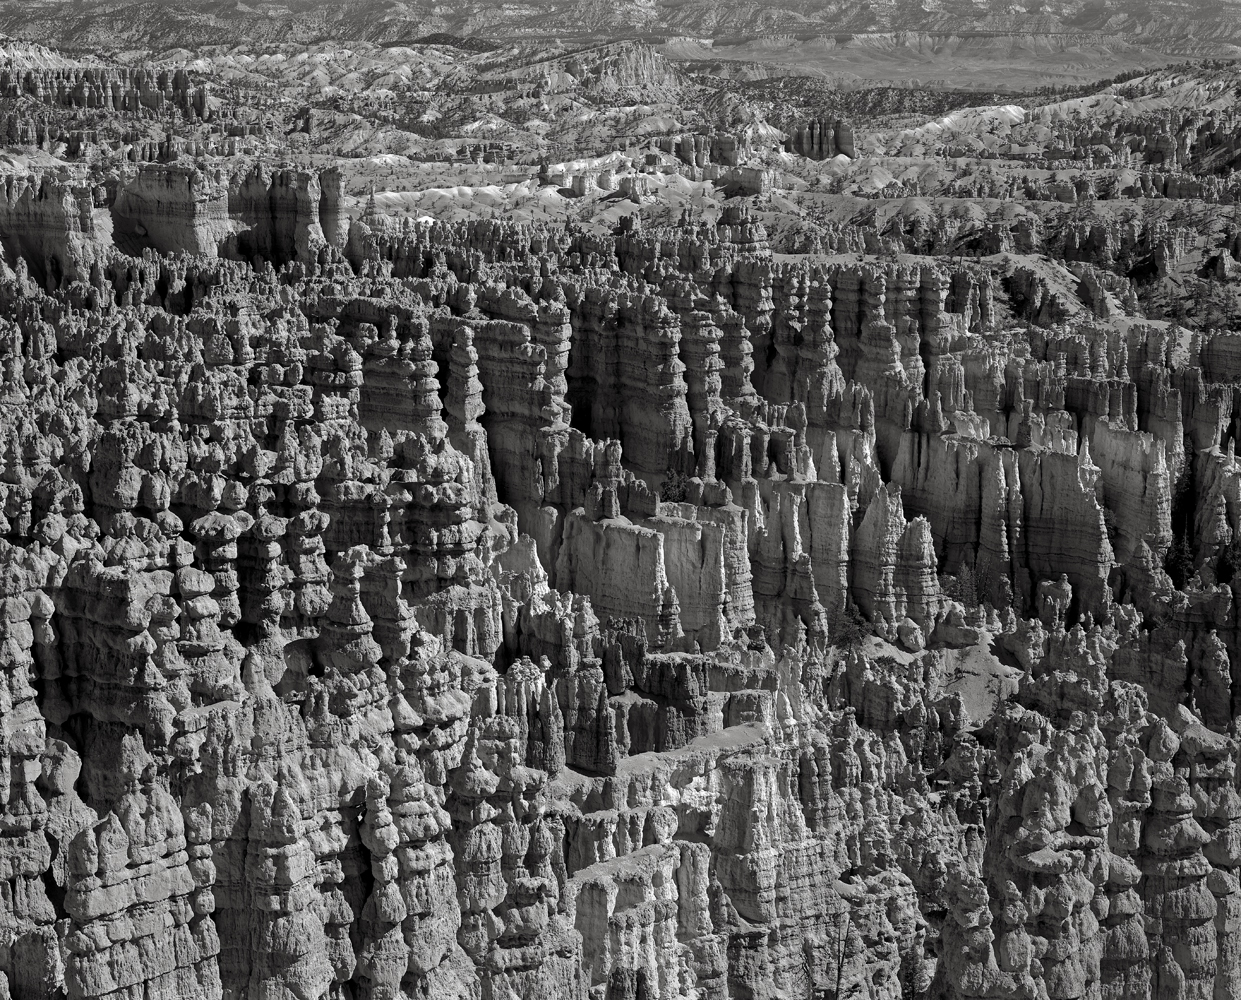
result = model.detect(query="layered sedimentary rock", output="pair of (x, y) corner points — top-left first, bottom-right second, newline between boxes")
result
(3, 161), (346, 278)
(0, 170), (97, 286)
(224, 162), (346, 265)
(0, 157), (1238, 1000)
(0, 63), (209, 120)
(111, 162), (232, 255)
(785, 118), (857, 160)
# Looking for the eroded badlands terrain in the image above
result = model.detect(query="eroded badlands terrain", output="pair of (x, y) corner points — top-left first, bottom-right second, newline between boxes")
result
(1, 28), (1241, 1000)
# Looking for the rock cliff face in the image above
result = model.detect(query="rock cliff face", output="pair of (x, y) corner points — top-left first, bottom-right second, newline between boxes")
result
(0, 170), (97, 286)
(0, 171), (1238, 1000)
(0, 63), (209, 120)
(111, 162), (232, 255)
(224, 163), (345, 266)
(4, 162), (345, 269)
(784, 119), (856, 159)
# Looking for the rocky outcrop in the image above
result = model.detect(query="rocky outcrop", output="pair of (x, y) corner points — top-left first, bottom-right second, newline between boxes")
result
(111, 162), (232, 256)
(223, 162), (345, 266)
(0, 170), (97, 287)
(0, 108), (1239, 1000)
(785, 118), (856, 159)
(0, 63), (209, 119)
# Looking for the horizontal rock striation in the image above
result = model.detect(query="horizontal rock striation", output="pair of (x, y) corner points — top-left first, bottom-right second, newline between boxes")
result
(0, 170), (1237, 1000)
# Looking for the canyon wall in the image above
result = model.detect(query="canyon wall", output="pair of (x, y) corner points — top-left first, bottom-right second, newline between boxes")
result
(0, 196), (1236, 1000)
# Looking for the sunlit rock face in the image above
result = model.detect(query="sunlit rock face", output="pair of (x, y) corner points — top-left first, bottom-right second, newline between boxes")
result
(5, 27), (1241, 1000)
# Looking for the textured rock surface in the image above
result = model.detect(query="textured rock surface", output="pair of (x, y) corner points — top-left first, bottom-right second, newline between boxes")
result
(0, 194), (1231, 1000)
(111, 163), (232, 256)
(4, 31), (1241, 1000)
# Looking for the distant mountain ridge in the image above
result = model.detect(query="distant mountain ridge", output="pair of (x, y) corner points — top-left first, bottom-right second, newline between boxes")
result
(6, 0), (1241, 51)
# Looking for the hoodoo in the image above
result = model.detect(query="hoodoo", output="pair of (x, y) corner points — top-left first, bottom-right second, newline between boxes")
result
(2, 13), (1241, 1000)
